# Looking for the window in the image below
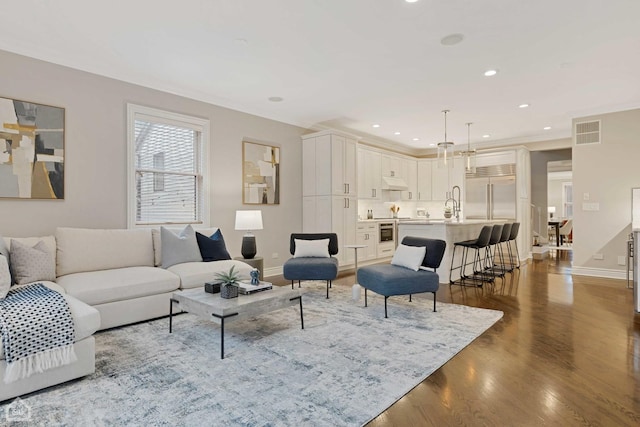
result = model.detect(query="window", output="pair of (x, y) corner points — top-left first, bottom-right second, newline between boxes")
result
(127, 104), (210, 227)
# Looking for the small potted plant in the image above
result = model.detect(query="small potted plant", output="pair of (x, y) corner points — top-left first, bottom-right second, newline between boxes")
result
(215, 265), (240, 299)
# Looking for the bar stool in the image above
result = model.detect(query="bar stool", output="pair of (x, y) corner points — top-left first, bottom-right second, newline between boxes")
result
(449, 226), (493, 287)
(506, 222), (520, 270)
(483, 224), (505, 286)
(493, 223), (512, 274)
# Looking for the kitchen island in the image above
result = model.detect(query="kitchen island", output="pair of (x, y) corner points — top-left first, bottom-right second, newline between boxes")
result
(397, 219), (507, 284)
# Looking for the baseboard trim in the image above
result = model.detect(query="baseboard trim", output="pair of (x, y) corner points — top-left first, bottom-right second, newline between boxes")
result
(264, 266), (283, 278)
(571, 267), (627, 280)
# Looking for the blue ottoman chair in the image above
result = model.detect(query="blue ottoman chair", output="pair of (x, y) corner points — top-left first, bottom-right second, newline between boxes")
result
(283, 233), (339, 298)
(357, 236), (446, 318)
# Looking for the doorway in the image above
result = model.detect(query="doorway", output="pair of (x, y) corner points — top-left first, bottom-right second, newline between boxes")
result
(547, 160), (573, 252)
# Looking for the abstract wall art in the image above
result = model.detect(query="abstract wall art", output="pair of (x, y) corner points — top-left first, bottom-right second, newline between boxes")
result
(242, 140), (280, 205)
(0, 96), (65, 199)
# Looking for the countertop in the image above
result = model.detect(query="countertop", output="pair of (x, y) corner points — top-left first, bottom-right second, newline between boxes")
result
(398, 219), (509, 226)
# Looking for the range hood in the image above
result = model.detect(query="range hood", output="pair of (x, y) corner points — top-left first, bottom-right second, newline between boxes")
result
(381, 176), (409, 191)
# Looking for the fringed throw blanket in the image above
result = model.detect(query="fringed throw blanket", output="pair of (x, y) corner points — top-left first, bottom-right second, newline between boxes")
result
(0, 283), (76, 383)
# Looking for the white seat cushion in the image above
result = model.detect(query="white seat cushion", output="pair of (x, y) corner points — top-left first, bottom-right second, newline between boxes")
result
(0, 282), (100, 361)
(56, 266), (180, 306)
(168, 260), (254, 289)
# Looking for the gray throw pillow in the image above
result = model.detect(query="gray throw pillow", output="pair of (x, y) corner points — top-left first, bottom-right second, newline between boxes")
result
(10, 239), (56, 285)
(0, 254), (10, 299)
(161, 225), (203, 269)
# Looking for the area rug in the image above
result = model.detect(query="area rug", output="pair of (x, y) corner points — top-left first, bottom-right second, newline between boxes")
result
(1, 282), (503, 426)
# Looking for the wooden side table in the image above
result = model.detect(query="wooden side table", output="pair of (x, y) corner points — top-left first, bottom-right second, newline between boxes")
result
(234, 256), (264, 280)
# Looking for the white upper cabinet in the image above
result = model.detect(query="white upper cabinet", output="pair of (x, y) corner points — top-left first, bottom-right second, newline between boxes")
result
(417, 160), (432, 201)
(431, 161), (451, 201)
(400, 158), (417, 201)
(357, 148), (381, 199)
(303, 132), (356, 197)
(381, 154), (402, 178)
(424, 158), (465, 201)
(331, 135), (357, 196)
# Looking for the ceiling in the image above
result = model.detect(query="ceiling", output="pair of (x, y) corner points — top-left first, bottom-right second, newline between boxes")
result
(2, 0), (639, 152)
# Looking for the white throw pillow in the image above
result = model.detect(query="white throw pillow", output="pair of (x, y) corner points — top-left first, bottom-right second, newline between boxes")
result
(0, 254), (10, 299)
(293, 239), (330, 258)
(391, 244), (426, 271)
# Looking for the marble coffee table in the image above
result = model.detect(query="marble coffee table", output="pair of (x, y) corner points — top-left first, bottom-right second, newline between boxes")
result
(169, 286), (304, 359)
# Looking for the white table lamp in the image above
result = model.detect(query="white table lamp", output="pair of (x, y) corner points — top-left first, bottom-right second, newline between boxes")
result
(548, 206), (556, 219)
(235, 210), (263, 259)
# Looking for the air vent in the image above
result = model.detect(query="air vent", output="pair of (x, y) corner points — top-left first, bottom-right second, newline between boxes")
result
(575, 120), (601, 145)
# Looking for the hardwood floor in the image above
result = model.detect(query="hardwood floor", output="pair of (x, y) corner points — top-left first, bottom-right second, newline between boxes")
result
(273, 254), (640, 426)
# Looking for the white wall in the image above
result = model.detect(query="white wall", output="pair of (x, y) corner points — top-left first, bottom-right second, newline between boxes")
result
(573, 108), (640, 277)
(0, 50), (306, 272)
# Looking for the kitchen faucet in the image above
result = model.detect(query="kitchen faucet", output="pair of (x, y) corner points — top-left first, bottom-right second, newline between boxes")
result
(452, 185), (461, 220)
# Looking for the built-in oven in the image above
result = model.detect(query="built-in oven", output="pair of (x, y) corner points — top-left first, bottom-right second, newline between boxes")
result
(379, 222), (394, 243)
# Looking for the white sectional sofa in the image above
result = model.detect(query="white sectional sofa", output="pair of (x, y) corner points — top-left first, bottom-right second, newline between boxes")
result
(0, 281), (100, 402)
(1, 227), (254, 402)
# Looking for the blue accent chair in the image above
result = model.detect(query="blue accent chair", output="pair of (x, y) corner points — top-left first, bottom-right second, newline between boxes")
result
(282, 233), (339, 298)
(357, 237), (446, 318)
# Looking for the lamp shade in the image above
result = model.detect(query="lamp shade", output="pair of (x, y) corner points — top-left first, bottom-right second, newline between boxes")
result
(437, 110), (455, 169)
(235, 210), (263, 231)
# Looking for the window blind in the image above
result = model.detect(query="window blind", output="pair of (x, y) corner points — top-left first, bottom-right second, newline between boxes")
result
(134, 120), (203, 225)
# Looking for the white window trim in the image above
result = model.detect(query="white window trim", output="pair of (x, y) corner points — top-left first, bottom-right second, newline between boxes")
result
(126, 103), (210, 228)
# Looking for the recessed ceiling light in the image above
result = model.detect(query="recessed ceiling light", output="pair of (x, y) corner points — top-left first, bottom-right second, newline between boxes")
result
(405, 0), (419, 3)
(519, 103), (530, 108)
(394, 131), (401, 135)
(429, 143), (436, 146)
(372, 124), (380, 128)
(482, 134), (491, 138)
(484, 69), (498, 77)
(440, 33), (464, 46)
(412, 138), (420, 141)
(268, 96), (283, 102)
(543, 126), (552, 130)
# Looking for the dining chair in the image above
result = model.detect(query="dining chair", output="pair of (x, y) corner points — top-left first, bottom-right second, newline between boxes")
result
(559, 219), (573, 245)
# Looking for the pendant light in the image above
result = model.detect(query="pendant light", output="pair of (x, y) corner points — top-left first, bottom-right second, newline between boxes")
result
(437, 110), (454, 169)
(461, 122), (477, 173)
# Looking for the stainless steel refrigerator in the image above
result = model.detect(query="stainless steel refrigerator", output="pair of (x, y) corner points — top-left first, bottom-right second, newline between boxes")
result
(465, 165), (517, 220)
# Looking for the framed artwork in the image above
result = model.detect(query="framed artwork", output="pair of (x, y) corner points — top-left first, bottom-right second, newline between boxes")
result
(0, 96), (65, 199)
(242, 140), (280, 204)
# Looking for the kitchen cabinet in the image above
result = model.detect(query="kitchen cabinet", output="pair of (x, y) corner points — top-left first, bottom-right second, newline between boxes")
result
(302, 131), (358, 266)
(431, 159), (464, 200)
(332, 196), (357, 265)
(357, 148), (381, 199)
(377, 241), (395, 259)
(381, 154), (402, 178)
(302, 195), (356, 265)
(417, 160), (432, 201)
(302, 132), (356, 197)
(356, 222), (378, 262)
(331, 135), (357, 196)
(400, 158), (417, 201)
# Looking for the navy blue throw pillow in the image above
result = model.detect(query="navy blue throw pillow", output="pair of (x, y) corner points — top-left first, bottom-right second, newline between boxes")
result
(196, 231), (231, 262)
